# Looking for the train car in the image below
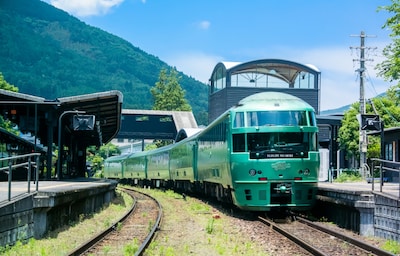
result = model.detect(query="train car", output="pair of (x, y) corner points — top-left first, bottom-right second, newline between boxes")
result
(104, 92), (319, 212)
(103, 153), (130, 179)
(146, 144), (173, 187)
(124, 151), (147, 185)
(169, 137), (197, 190)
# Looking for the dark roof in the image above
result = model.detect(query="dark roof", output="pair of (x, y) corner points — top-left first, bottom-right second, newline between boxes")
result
(57, 91), (123, 145)
(117, 109), (198, 140)
(0, 89), (123, 147)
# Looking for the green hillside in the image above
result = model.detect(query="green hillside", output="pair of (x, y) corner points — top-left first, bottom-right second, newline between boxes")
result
(0, 0), (208, 124)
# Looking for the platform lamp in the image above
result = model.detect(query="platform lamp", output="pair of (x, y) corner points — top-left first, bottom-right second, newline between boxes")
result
(57, 110), (85, 180)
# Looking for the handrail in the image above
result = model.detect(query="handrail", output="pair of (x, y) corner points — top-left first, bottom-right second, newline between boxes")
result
(370, 158), (400, 199)
(0, 153), (41, 201)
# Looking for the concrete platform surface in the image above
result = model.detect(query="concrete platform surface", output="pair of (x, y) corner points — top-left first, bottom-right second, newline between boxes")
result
(318, 181), (400, 198)
(0, 178), (116, 203)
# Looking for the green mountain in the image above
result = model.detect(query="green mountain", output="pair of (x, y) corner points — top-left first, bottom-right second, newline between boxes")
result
(0, 0), (209, 124)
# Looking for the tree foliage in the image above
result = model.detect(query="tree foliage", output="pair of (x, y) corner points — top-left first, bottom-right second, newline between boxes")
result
(0, 72), (18, 132)
(377, 0), (400, 83)
(0, 0), (208, 125)
(151, 69), (192, 111)
(338, 96), (400, 161)
(149, 68), (192, 148)
(0, 72), (18, 92)
(338, 104), (361, 159)
(87, 143), (121, 176)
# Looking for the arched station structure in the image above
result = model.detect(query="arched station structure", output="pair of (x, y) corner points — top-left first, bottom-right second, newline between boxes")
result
(208, 59), (321, 122)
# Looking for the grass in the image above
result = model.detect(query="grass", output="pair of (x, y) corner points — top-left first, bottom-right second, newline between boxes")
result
(334, 171), (364, 183)
(382, 240), (400, 254)
(0, 189), (134, 256)
(206, 218), (215, 234)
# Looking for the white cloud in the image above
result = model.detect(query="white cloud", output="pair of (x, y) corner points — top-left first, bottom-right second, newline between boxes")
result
(285, 45), (392, 111)
(197, 21), (211, 30)
(163, 52), (222, 84)
(48, 0), (124, 17)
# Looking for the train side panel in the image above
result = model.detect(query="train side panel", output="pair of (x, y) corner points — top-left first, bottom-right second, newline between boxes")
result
(103, 154), (128, 179)
(196, 115), (233, 189)
(124, 153), (147, 181)
(169, 139), (196, 182)
(146, 146), (171, 186)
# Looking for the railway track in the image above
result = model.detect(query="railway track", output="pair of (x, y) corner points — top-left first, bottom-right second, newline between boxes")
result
(67, 187), (162, 256)
(258, 215), (394, 256)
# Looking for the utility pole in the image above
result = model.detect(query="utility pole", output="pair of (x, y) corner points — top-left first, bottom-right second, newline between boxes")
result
(350, 31), (376, 176)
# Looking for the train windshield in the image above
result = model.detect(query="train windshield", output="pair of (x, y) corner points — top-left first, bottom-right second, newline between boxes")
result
(233, 111), (309, 127)
(232, 132), (317, 158)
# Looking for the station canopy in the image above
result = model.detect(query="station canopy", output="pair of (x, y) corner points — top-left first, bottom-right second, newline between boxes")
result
(0, 89), (123, 147)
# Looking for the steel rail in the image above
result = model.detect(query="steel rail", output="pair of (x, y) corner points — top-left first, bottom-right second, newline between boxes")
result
(67, 188), (137, 256)
(67, 187), (163, 256)
(258, 216), (328, 256)
(295, 216), (394, 256)
(128, 187), (163, 256)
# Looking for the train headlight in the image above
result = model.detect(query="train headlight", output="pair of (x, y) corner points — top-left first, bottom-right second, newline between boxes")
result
(298, 168), (310, 175)
(249, 169), (256, 176)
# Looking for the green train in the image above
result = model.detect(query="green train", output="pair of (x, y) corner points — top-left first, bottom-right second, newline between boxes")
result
(104, 92), (319, 211)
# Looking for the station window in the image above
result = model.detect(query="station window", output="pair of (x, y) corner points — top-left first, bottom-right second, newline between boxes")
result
(385, 143), (393, 161)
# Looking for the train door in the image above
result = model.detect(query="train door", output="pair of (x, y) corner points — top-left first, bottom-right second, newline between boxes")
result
(193, 141), (198, 181)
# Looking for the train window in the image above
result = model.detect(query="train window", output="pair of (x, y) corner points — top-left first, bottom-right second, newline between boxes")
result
(232, 134), (245, 152)
(246, 111), (308, 127)
(233, 112), (244, 128)
(309, 133), (317, 151)
(247, 132), (310, 153)
(199, 119), (228, 142)
(308, 111), (316, 126)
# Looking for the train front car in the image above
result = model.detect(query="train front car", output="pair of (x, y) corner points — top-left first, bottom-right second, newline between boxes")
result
(229, 92), (319, 211)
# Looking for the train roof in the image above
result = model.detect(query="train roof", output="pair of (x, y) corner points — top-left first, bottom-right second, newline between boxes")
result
(235, 92), (314, 111)
(104, 153), (130, 162)
(175, 128), (204, 142)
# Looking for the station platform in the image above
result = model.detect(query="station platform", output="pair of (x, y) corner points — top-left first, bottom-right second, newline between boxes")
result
(317, 180), (400, 241)
(0, 178), (117, 247)
(318, 180), (400, 199)
(0, 178), (117, 203)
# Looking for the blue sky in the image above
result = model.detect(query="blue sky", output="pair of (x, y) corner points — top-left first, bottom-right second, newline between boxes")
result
(43, 0), (394, 111)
